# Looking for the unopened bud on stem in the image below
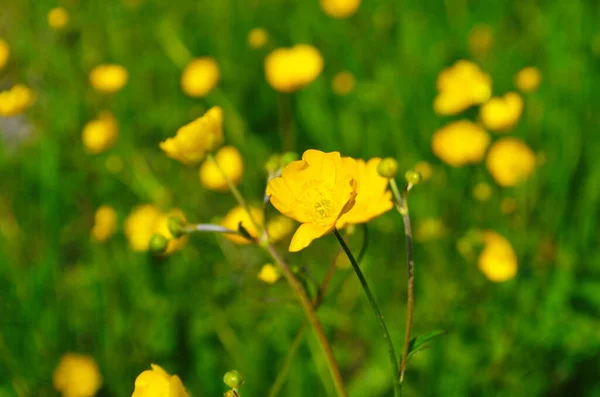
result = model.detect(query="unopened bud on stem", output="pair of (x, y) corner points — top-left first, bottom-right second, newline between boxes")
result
(377, 158), (399, 179)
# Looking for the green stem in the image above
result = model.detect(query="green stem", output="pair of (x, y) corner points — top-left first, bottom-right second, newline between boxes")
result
(277, 93), (295, 152)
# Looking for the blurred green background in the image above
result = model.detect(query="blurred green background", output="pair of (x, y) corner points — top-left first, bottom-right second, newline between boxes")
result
(1, 0), (600, 396)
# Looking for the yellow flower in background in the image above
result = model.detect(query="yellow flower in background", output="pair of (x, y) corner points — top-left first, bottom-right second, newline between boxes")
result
(266, 150), (358, 252)
(132, 364), (189, 397)
(478, 231), (517, 282)
(91, 205), (117, 242)
(221, 205), (263, 245)
(480, 92), (523, 131)
(320, 0), (362, 18)
(332, 71), (355, 96)
(160, 106), (224, 164)
(89, 64), (128, 93)
(82, 112), (118, 154)
(48, 7), (70, 30)
(432, 120), (490, 167)
(413, 161), (433, 181)
(468, 24), (494, 57)
(153, 209), (189, 255)
(266, 215), (295, 243)
(124, 204), (162, 252)
(53, 353), (102, 397)
(0, 39), (9, 70)
(265, 45), (324, 93)
(515, 66), (541, 93)
(336, 158), (393, 228)
(0, 84), (36, 117)
(434, 60), (492, 115)
(248, 28), (268, 49)
(180, 57), (220, 97)
(199, 145), (243, 192)
(415, 218), (446, 242)
(472, 182), (492, 201)
(486, 137), (535, 186)
(258, 263), (280, 284)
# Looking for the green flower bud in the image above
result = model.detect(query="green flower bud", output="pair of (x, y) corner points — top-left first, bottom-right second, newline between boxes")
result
(281, 151), (299, 166)
(149, 234), (168, 255)
(223, 370), (244, 389)
(265, 154), (281, 174)
(377, 158), (398, 179)
(168, 216), (186, 238)
(404, 170), (421, 185)
(223, 391), (237, 397)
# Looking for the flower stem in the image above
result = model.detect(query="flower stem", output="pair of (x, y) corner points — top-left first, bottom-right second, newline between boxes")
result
(333, 228), (401, 397)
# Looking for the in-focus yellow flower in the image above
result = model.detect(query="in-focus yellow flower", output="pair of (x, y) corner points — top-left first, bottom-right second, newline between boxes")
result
(415, 218), (446, 242)
(132, 364), (189, 397)
(480, 92), (523, 131)
(332, 71), (355, 96)
(486, 137), (535, 186)
(320, 0), (361, 18)
(91, 205), (117, 242)
(82, 112), (118, 154)
(48, 7), (70, 30)
(0, 39), (9, 70)
(199, 145), (243, 192)
(413, 161), (433, 181)
(124, 205), (162, 252)
(478, 231), (517, 282)
(248, 28), (268, 49)
(267, 150), (358, 252)
(221, 205), (263, 245)
(89, 64), (128, 94)
(468, 24), (494, 57)
(258, 263), (280, 284)
(515, 66), (541, 93)
(472, 182), (492, 201)
(153, 209), (189, 255)
(160, 106), (223, 164)
(53, 353), (102, 397)
(266, 215), (295, 243)
(434, 60), (492, 115)
(180, 57), (220, 97)
(0, 84), (36, 117)
(336, 158), (393, 228)
(265, 45), (324, 93)
(432, 120), (490, 167)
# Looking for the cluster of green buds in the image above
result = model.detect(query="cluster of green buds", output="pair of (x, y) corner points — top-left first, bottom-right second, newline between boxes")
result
(149, 216), (188, 255)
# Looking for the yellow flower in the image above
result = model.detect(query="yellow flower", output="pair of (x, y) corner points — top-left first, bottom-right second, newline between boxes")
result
(159, 106), (223, 164)
(199, 145), (243, 192)
(472, 182), (492, 201)
(413, 161), (433, 181)
(0, 39), (9, 70)
(486, 137), (535, 186)
(415, 218), (446, 242)
(478, 231), (517, 282)
(124, 205), (162, 252)
(180, 57), (220, 97)
(266, 215), (295, 243)
(132, 364), (189, 397)
(515, 66), (541, 93)
(53, 353), (102, 397)
(89, 64), (128, 93)
(221, 205), (263, 245)
(265, 45), (324, 93)
(266, 150), (358, 252)
(434, 60), (492, 115)
(336, 158), (393, 228)
(0, 84), (36, 117)
(480, 92), (523, 131)
(91, 205), (117, 242)
(258, 263), (280, 284)
(48, 7), (70, 30)
(320, 0), (362, 18)
(248, 28), (268, 49)
(468, 24), (494, 57)
(153, 209), (189, 255)
(332, 71), (355, 95)
(431, 120), (490, 167)
(82, 112), (118, 154)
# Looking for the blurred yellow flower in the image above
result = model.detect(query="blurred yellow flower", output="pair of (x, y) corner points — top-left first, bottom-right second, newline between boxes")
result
(480, 92), (523, 131)
(221, 205), (263, 245)
(48, 7), (70, 30)
(153, 209), (189, 255)
(332, 71), (355, 95)
(82, 112), (118, 154)
(478, 231), (517, 282)
(413, 161), (433, 181)
(248, 28), (268, 49)
(160, 106), (223, 164)
(267, 150), (358, 252)
(89, 64), (128, 93)
(132, 364), (189, 397)
(468, 24), (494, 57)
(258, 263), (280, 284)
(431, 120), (490, 167)
(265, 45), (324, 93)
(320, 0), (362, 18)
(415, 218), (446, 242)
(434, 60), (492, 115)
(53, 353), (102, 397)
(0, 39), (9, 70)
(180, 57), (220, 97)
(515, 66), (541, 93)
(472, 182), (492, 201)
(124, 204), (161, 252)
(336, 158), (393, 228)
(486, 137), (535, 186)
(0, 84), (36, 117)
(91, 205), (117, 242)
(199, 145), (243, 192)
(266, 215), (295, 243)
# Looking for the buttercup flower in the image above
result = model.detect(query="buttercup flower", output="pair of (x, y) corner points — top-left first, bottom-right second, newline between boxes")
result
(0, 84), (36, 117)
(472, 182), (492, 201)
(180, 57), (220, 97)
(320, 0), (362, 19)
(124, 204), (162, 251)
(132, 364), (189, 397)
(248, 28), (268, 49)
(48, 7), (70, 30)
(53, 353), (102, 397)
(432, 120), (490, 167)
(480, 92), (523, 131)
(91, 205), (117, 242)
(515, 66), (541, 93)
(199, 145), (243, 192)
(258, 263), (280, 284)
(221, 205), (263, 245)
(159, 106), (223, 164)
(0, 39), (9, 70)
(468, 24), (494, 57)
(265, 45), (324, 93)
(486, 137), (535, 186)
(266, 150), (358, 252)
(332, 71), (355, 96)
(82, 112), (118, 154)
(266, 215), (295, 243)
(89, 64), (128, 93)
(434, 60), (492, 115)
(478, 231), (518, 282)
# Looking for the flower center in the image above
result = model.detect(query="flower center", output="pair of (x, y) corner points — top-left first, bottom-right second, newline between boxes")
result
(299, 180), (335, 223)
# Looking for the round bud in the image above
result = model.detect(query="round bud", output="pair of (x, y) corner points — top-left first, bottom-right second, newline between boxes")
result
(149, 234), (168, 255)
(223, 370), (244, 389)
(168, 216), (186, 238)
(377, 158), (398, 179)
(264, 154), (281, 174)
(281, 151), (299, 166)
(404, 170), (421, 185)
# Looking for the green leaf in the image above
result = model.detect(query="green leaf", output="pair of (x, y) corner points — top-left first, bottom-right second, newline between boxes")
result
(407, 329), (447, 361)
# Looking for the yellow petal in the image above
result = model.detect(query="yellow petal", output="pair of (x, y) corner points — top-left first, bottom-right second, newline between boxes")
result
(289, 223), (332, 252)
